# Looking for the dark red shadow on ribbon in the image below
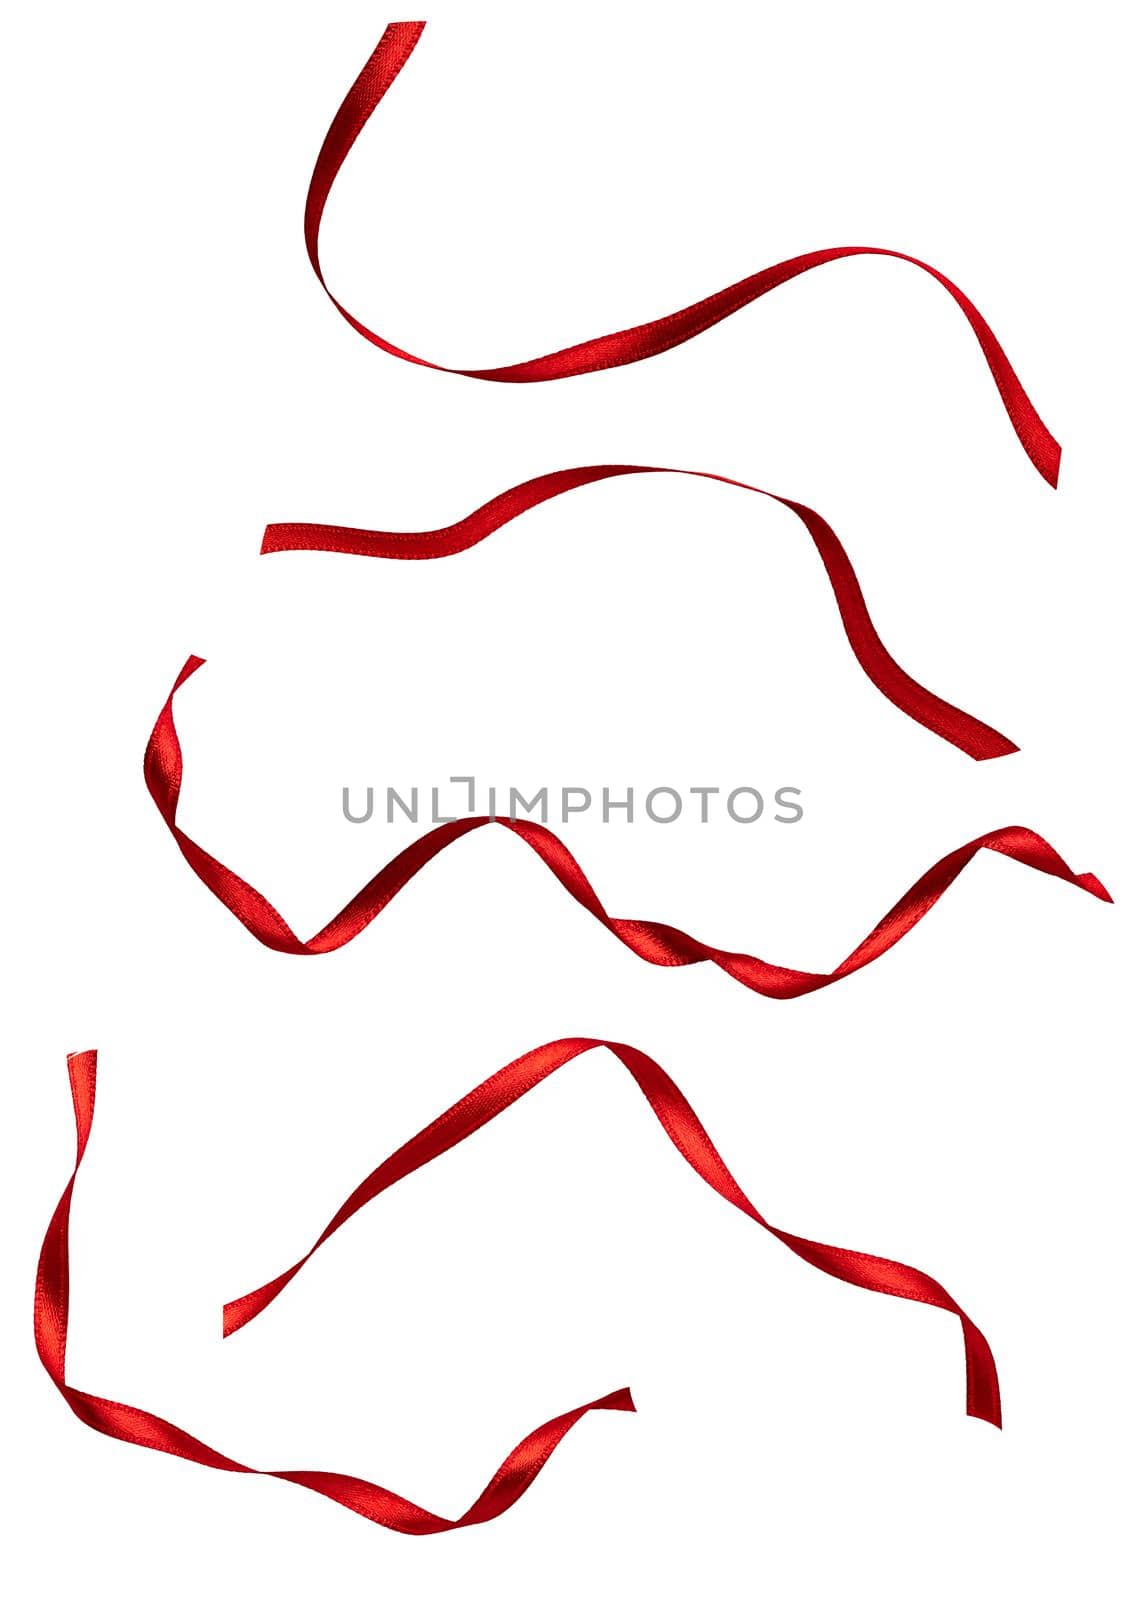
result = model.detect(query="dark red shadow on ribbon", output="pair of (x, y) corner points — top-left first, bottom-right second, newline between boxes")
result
(306, 22), (1061, 486)
(264, 462), (1017, 761)
(144, 656), (1109, 993)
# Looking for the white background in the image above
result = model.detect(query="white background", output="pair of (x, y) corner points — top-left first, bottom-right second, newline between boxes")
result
(2, 1), (1134, 1593)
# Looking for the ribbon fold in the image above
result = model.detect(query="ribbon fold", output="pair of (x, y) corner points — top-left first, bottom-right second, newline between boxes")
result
(306, 21), (1061, 485)
(144, 656), (1109, 995)
(264, 462), (1017, 761)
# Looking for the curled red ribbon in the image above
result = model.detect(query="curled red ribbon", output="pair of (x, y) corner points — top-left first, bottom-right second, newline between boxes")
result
(35, 1051), (633, 1536)
(145, 656), (1109, 994)
(264, 462), (1017, 761)
(222, 1034), (1001, 1427)
(307, 22), (1061, 486)
(36, 1044), (996, 1539)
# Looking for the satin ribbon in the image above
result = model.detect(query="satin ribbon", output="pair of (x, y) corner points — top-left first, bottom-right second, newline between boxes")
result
(222, 1034), (1001, 1427)
(144, 656), (1109, 993)
(264, 462), (1017, 761)
(306, 22), (1061, 486)
(35, 1051), (633, 1536)
(36, 1046), (997, 1539)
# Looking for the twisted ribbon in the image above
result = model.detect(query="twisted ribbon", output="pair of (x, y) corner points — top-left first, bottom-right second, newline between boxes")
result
(37, 1043), (997, 1536)
(306, 22), (1061, 485)
(35, 1051), (633, 1535)
(144, 656), (1109, 994)
(223, 1034), (1001, 1427)
(35, 11), (1092, 1551)
(264, 462), (1017, 761)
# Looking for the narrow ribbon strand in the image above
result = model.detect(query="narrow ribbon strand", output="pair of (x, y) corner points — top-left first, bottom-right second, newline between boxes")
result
(264, 462), (1016, 761)
(144, 657), (1110, 995)
(306, 21), (1061, 485)
(35, 1050), (635, 1535)
(223, 1035), (1001, 1426)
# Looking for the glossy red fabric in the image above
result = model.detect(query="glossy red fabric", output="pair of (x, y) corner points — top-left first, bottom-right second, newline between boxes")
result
(144, 657), (1109, 994)
(34, 1050), (635, 1535)
(264, 462), (1017, 761)
(35, 1045), (998, 1539)
(306, 22), (1061, 485)
(222, 1034), (1001, 1426)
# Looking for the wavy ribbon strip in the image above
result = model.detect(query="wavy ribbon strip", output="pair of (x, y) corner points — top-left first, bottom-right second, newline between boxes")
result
(264, 462), (1016, 761)
(144, 657), (1109, 994)
(35, 1051), (633, 1536)
(36, 1048), (998, 1541)
(307, 21), (1061, 485)
(223, 1034), (1001, 1427)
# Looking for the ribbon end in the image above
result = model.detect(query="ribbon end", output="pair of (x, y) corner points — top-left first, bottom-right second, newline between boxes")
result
(975, 736), (1020, 761)
(176, 655), (207, 686)
(968, 1397), (1003, 1430)
(221, 1296), (254, 1339)
(1046, 440), (1062, 489)
(1078, 873), (1113, 904)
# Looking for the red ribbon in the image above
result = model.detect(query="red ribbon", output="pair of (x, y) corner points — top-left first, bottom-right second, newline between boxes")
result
(35, 14), (1094, 1547)
(264, 462), (1017, 761)
(35, 1051), (633, 1536)
(307, 22), (1061, 486)
(145, 656), (1109, 993)
(36, 1044), (997, 1537)
(222, 1034), (1001, 1427)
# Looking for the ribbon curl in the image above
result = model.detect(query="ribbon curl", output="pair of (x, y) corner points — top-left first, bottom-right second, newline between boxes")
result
(37, 1042), (997, 1536)
(144, 656), (1109, 995)
(223, 1034), (1001, 1427)
(35, 1050), (633, 1535)
(306, 21), (1061, 485)
(265, 462), (1017, 761)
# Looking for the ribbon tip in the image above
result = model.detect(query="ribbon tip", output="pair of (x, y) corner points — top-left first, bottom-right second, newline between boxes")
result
(1079, 873), (1113, 904)
(976, 737), (1020, 761)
